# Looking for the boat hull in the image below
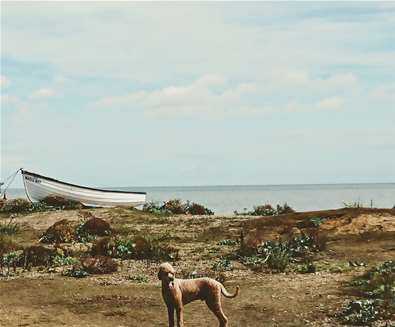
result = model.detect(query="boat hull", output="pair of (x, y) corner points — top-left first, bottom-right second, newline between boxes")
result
(21, 170), (146, 207)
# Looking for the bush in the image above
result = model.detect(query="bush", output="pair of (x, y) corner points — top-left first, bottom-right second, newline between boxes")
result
(0, 198), (31, 213)
(78, 217), (111, 237)
(352, 261), (395, 301)
(342, 299), (380, 325)
(212, 258), (233, 271)
(186, 202), (214, 215)
(0, 218), (20, 235)
(143, 199), (214, 216)
(52, 255), (78, 267)
(235, 203), (295, 216)
(21, 245), (56, 268)
(40, 195), (83, 209)
(63, 266), (88, 278)
(259, 241), (290, 272)
(41, 219), (78, 243)
(0, 235), (18, 256)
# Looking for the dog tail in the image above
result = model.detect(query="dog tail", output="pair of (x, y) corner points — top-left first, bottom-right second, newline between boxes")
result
(221, 285), (240, 298)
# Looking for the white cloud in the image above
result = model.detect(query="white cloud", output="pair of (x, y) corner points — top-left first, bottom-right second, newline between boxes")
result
(30, 87), (56, 99)
(316, 96), (344, 111)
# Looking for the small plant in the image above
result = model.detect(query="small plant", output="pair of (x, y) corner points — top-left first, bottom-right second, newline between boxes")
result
(0, 251), (20, 274)
(112, 238), (134, 259)
(63, 266), (89, 278)
(127, 275), (148, 283)
(352, 261), (395, 301)
(186, 201), (214, 215)
(75, 222), (97, 243)
(217, 239), (238, 246)
(52, 255), (78, 267)
(212, 258), (233, 271)
(0, 218), (20, 235)
(342, 299), (379, 325)
(235, 203), (295, 216)
(260, 241), (290, 272)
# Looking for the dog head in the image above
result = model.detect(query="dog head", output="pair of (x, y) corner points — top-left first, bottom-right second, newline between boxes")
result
(158, 262), (176, 282)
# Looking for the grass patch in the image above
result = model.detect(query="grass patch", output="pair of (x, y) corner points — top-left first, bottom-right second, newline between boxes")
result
(0, 218), (20, 235)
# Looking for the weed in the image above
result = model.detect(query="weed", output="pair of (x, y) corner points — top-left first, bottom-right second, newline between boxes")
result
(0, 218), (20, 235)
(217, 239), (238, 246)
(63, 266), (89, 278)
(342, 299), (379, 325)
(352, 261), (395, 301)
(235, 203), (295, 216)
(52, 255), (78, 267)
(127, 275), (148, 283)
(212, 258), (233, 271)
(0, 199), (31, 213)
(0, 251), (20, 274)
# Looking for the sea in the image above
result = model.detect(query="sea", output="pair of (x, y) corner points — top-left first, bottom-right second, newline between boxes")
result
(5, 183), (395, 215)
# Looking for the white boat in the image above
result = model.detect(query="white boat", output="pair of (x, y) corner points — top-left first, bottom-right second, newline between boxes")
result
(21, 169), (146, 207)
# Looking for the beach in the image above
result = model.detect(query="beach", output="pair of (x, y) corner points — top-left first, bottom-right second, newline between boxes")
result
(1, 202), (394, 326)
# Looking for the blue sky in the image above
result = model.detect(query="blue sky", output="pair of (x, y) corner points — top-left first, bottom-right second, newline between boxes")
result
(1, 2), (394, 187)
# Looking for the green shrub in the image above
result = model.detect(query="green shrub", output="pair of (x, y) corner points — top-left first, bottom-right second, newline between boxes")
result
(0, 218), (20, 235)
(217, 239), (238, 246)
(40, 195), (83, 209)
(352, 261), (395, 301)
(0, 198), (31, 213)
(143, 199), (214, 216)
(63, 266), (89, 278)
(127, 275), (148, 283)
(212, 258), (233, 271)
(259, 241), (290, 272)
(235, 203), (295, 216)
(52, 255), (78, 267)
(342, 299), (379, 325)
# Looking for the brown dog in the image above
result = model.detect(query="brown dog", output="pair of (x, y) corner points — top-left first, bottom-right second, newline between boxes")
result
(158, 262), (239, 327)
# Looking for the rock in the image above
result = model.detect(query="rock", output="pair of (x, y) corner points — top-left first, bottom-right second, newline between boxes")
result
(81, 256), (118, 274)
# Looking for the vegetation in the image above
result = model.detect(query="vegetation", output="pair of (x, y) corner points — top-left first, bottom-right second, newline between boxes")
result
(40, 195), (83, 209)
(235, 203), (295, 216)
(342, 299), (380, 325)
(0, 198), (32, 213)
(143, 199), (214, 215)
(0, 218), (20, 235)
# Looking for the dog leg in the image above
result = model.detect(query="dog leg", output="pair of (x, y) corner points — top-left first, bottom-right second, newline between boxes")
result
(176, 306), (184, 327)
(206, 293), (228, 327)
(167, 305), (175, 327)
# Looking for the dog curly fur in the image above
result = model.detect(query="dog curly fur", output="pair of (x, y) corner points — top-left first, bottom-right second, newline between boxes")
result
(158, 262), (239, 327)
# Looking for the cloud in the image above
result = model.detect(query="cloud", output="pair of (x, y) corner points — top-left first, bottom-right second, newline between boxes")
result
(30, 87), (56, 99)
(96, 75), (259, 116)
(316, 96), (344, 111)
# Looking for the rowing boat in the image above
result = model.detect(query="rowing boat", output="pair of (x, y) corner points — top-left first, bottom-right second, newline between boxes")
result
(21, 169), (146, 207)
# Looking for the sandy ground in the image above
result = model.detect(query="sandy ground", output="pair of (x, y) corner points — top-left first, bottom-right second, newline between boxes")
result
(1, 207), (394, 327)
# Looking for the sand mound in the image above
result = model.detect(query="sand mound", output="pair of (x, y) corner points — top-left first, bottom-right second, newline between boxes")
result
(321, 213), (395, 235)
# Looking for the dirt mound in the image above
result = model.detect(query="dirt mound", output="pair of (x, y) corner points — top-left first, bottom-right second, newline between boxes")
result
(41, 219), (79, 243)
(320, 213), (395, 235)
(21, 245), (56, 268)
(79, 217), (111, 236)
(81, 256), (118, 274)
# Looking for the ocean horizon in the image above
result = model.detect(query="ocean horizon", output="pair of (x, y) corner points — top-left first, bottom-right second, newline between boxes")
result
(6, 182), (395, 215)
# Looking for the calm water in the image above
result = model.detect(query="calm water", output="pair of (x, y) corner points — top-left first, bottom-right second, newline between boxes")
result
(6, 183), (395, 215)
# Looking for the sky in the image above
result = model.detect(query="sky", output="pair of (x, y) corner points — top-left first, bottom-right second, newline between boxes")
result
(1, 2), (395, 187)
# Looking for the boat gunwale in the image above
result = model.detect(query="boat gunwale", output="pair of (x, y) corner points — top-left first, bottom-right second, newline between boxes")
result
(21, 170), (147, 195)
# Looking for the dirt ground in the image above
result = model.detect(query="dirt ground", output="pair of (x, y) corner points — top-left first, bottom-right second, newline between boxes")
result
(1, 207), (394, 327)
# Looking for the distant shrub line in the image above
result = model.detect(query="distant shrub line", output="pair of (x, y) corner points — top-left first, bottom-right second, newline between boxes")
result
(234, 203), (295, 216)
(143, 199), (214, 216)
